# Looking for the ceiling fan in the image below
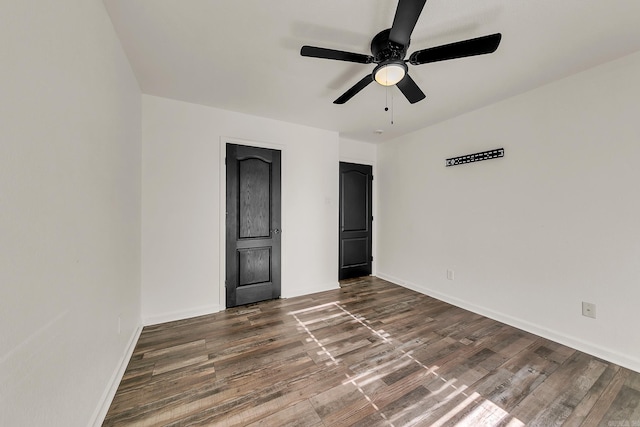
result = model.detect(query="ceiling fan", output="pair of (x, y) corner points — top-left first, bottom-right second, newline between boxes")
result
(300, 0), (502, 104)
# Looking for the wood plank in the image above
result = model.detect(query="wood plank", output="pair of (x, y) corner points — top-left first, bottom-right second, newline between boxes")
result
(245, 399), (324, 427)
(510, 351), (608, 425)
(561, 362), (620, 426)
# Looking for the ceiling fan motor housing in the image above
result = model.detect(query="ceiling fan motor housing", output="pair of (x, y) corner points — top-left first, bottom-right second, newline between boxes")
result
(371, 29), (408, 63)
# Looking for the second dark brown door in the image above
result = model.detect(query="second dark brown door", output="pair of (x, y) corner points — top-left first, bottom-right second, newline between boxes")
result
(339, 162), (373, 280)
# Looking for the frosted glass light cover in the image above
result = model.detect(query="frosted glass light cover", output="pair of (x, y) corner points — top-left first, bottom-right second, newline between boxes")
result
(374, 64), (406, 86)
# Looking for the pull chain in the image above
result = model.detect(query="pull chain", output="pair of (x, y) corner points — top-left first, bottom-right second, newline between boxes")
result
(384, 86), (394, 125)
(385, 86), (389, 112)
(391, 88), (394, 125)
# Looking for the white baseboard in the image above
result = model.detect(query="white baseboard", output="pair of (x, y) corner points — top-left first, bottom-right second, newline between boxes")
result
(90, 324), (143, 427)
(377, 272), (640, 374)
(142, 304), (222, 326)
(282, 281), (340, 299)
(142, 284), (341, 326)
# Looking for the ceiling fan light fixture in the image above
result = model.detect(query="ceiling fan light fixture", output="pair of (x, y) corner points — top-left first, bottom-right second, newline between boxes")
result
(374, 62), (406, 86)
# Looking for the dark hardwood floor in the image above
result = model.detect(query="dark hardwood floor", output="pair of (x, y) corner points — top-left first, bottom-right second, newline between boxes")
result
(103, 277), (640, 426)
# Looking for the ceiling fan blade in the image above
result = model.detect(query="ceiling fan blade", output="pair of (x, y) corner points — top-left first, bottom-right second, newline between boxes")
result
(334, 74), (374, 104)
(396, 74), (426, 104)
(409, 33), (502, 65)
(301, 46), (373, 64)
(389, 0), (427, 46)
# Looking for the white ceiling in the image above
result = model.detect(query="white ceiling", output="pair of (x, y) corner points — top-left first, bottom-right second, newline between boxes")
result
(104, 0), (640, 143)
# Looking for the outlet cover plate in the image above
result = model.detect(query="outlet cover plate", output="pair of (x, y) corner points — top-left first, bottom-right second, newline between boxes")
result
(582, 302), (596, 319)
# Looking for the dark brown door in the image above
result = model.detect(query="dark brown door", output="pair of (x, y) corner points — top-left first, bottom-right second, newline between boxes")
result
(226, 144), (281, 307)
(339, 162), (373, 280)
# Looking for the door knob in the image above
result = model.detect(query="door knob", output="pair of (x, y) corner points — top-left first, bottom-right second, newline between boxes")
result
(271, 228), (280, 234)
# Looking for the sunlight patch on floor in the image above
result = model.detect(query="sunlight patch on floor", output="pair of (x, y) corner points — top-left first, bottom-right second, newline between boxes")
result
(289, 302), (524, 426)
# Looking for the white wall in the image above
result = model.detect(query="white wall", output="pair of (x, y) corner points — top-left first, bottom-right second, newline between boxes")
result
(142, 95), (339, 324)
(377, 51), (640, 372)
(0, 1), (142, 426)
(340, 137), (377, 165)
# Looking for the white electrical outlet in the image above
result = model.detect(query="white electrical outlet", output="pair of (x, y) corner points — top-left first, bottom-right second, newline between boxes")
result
(582, 302), (596, 319)
(447, 269), (455, 280)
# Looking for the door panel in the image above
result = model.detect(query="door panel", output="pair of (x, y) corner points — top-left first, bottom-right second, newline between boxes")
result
(339, 162), (373, 280)
(238, 247), (271, 285)
(226, 144), (281, 307)
(343, 171), (368, 231)
(342, 238), (368, 266)
(239, 158), (270, 238)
